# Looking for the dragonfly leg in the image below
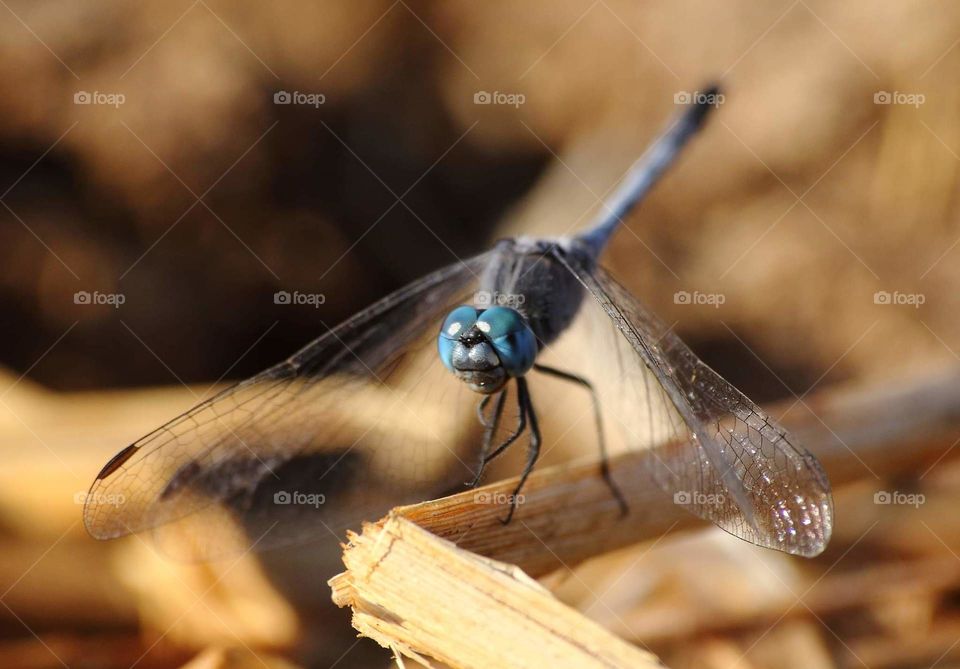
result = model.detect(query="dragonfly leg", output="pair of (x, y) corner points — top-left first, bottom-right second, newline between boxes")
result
(476, 393), (495, 428)
(501, 376), (540, 524)
(469, 388), (508, 486)
(470, 384), (526, 487)
(533, 363), (628, 517)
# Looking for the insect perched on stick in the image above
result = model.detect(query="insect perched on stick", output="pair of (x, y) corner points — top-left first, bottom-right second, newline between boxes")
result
(84, 85), (833, 560)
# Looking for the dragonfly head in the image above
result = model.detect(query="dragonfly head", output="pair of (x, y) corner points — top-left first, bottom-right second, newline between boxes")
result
(438, 305), (537, 394)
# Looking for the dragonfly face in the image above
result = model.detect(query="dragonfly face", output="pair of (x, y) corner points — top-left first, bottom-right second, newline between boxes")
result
(438, 305), (537, 394)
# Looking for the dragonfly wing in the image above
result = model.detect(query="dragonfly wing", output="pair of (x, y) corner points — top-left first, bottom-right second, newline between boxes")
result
(83, 252), (494, 559)
(560, 254), (833, 557)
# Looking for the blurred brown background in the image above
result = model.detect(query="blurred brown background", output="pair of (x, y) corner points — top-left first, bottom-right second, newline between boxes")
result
(2, 1), (960, 668)
(4, 0), (959, 397)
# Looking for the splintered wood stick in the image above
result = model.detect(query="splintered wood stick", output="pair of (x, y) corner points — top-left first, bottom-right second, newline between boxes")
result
(331, 370), (960, 667)
(330, 515), (663, 669)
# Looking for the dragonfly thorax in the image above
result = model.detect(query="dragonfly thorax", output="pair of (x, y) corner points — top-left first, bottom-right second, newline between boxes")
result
(480, 238), (592, 346)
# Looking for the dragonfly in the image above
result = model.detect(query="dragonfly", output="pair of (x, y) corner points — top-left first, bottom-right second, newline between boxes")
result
(84, 86), (833, 561)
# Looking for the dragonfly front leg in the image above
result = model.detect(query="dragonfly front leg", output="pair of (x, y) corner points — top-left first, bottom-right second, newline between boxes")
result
(533, 363), (628, 516)
(469, 382), (528, 488)
(475, 392), (496, 428)
(500, 376), (540, 524)
(469, 388), (508, 486)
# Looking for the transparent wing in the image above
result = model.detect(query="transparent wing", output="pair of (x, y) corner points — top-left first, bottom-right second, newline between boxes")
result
(83, 252), (495, 560)
(558, 254), (833, 557)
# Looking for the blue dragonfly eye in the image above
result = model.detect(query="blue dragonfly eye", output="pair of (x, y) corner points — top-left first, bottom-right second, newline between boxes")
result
(475, 306), (537, 377)
(438, 305), (480, 371)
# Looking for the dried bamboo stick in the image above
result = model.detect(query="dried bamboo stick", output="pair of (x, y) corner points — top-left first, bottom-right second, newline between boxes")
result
(391, 369), (960, 576)
(330, 514), (663, 669)
(331, 370), (960, 667)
